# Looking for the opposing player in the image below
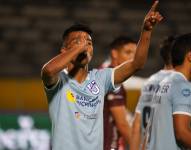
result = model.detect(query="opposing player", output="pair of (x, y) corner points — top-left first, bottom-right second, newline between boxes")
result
(130, 36), (174, 150)
(103, 36), (136, 150)
(41, 1), (162, 150)
(144, 33), (191, 150)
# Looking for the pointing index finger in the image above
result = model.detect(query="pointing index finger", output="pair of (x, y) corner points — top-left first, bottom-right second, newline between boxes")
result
(149, 0), (159, 13)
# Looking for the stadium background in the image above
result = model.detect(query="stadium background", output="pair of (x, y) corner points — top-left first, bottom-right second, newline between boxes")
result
(0, 0), (190, 149)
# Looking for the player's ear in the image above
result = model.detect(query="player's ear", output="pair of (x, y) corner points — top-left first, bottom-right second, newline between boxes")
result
(111, 49), (118, 59)
(187, 51), (191, 62)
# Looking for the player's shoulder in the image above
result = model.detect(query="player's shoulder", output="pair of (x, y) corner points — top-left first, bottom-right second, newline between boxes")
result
(150, 70), (173, 81)
(89, 68), (113, 81)
(168, 71), (189, 85)
(144, 70), (167, 85)
(171, 80), (191, 101)
(91, 68), (113, 78)
(91, 68), (112, 74)
(164, 71), (191, 93)
(174, 79), (191, 92)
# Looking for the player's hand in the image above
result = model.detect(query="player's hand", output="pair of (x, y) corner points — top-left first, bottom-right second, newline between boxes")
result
(143, 1), (163, 31)
(66, 37), (88, 53)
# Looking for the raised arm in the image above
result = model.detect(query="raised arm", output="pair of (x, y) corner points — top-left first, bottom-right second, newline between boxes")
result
(114, 1), (163, 85)
(41, 37), (88, 87)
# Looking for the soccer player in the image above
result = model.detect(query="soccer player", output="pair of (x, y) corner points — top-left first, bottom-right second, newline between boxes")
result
(143, 33), (191, 150)
(41, 1), (162, 150)
(130, 36), (174, 150)
(103, 36), (136, 150)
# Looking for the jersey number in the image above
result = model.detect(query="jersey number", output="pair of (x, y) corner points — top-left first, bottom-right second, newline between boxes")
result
(142, 106), (152, 129)
(142, 106), (155, 144)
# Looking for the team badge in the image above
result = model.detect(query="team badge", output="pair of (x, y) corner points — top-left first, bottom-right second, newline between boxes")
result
(87, 80), (100, 95)
(181, 89), (191, 97)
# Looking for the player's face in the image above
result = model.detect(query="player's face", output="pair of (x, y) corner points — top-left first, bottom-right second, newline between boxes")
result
(117, 43), (136, 65)
(64, 31), (93, 67)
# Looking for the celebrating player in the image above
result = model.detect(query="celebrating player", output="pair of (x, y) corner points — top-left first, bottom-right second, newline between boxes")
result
(41, 1), (162, 150)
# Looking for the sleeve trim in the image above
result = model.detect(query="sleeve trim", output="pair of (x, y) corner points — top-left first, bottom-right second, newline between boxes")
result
(44, 78), (60, 91)
(111, 68), (120, 90)
(173, 111), (191, 117)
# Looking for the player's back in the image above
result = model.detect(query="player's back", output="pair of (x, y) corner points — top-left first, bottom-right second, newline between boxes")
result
(135, 70), (173, 145)
(147, 71), (190, 150)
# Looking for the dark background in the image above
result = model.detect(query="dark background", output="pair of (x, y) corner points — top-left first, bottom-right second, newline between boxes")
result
(0, 0), (190, 78)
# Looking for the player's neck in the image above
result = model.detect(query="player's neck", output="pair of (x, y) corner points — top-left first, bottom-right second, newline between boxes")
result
(174, 65), (191, 81)
(163, 64), (173, 70)
(69, 66), (88, 83)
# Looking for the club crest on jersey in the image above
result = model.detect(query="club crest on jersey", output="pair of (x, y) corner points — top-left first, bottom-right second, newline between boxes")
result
(181, 88), (191, 97)
(87, 80), (100, 95)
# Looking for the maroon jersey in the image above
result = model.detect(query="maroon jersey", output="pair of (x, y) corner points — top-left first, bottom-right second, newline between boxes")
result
(104, 85), (126, 150)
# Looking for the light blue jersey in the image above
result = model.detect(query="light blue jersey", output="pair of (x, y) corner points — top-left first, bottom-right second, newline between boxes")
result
(135, 70), (172, 145)
(146, 71), (191, 150)
(44, 68), (116, 150)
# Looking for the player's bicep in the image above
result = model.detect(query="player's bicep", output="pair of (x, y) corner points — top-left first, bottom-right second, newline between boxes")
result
(42, 73), (60, 89)
(41, 65), (60, 88)
(173, 114), (191, 141)
(42, 72), (64, 103)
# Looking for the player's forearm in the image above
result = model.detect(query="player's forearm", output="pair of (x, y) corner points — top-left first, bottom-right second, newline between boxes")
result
(133, 30), (152, 69)
(174, 115), (191, 148)
(42, 48), (80, 77)
(117, 123), (132, 144)
(114, 30), (152, 84)
(130, 114), (141, 150)
(130, 132), (141, 150)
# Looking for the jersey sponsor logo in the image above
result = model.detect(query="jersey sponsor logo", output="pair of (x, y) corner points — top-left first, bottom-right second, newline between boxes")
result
(65, 89), (101, 108)
(66, 90), (76, 103)
(143, 84), (160, 93)
(181, 89), (191, 97)
(75, 112), (81, 119)
(159, 84), (170, 93)
(74, 112), (97, 120)
(142, 94), (153, 102)
(155, 83), (170, 94)
(76, 95), (101, 108)
(152, 95), (161, 104)
(87, 80), (100, 95)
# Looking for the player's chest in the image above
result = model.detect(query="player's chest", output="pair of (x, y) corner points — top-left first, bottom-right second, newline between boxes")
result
(62, 80), (104, 110)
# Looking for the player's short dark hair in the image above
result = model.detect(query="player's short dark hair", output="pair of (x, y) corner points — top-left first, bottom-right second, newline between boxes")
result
(62, 23), (93, 42)
(159, 36), (175, 65)
(171, 33), (191, 67)
(109, 36), (136, 50)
